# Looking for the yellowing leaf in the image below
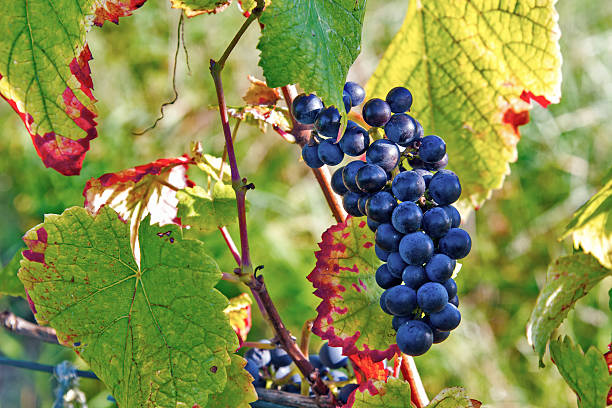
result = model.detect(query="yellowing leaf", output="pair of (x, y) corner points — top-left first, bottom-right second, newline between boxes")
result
(176, 183), (238, 233)
(366, 0), (562, 212)
(205, 354), (257, 408)
(563, 172), (612, 269)
(351, 378), (410, 408)
(224, 293), (252, 344)
(227, 105), (291, 133)
(170, 0), (231, 16)
(243, 75), (281, 106)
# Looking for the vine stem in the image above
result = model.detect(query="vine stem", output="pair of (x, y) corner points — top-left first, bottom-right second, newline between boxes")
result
(400, 354), (429, 407)
(0, 310), (58, 344)
(0, 356), (98, 379)
(210, 3), (330, 398)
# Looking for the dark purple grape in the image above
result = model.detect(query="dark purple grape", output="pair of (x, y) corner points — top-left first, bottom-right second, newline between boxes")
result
(386, 87), (413, 113)
(399, 232), (434, 265)
(391, 201), (422, 234)
(344, 82), (366, 107)
(375, 245), (390, 262)
(424, 253), (456, 283)
(366, 191), (397, 223)
(429, 303), (461, 331)
(375, 264), (402, 289)
(438, 228), (471, 259)
(245, 346), (271, 368)
(270, 347), (292, 368)
(302, 144), (323, 168)
(383, 113), (419, 146)
(342, 160), (366, 193)
(331, 167), (348, 196)
(392, 171), (425, 202)
(342, 191), (363, 217)
(358, 194), (371, 215)
(293, 93), (324, 125)
(317, 140), (344, 165)
(449, 295), (459, 307)
(245, 358), (266, 386)
(396, 320), (433, 356)
(367, 217), (380, 232)
(402, 265), (428, 289)
(338, 384), (359, 404)
(416, 282), (448, 313)
(366, 139), (400, 172)
(387, 252), (407, 278)
(421, 207), (451, 238)
(380, 290), (392, 314)
(413, 169), (433, 188)
(423, 153), (448, 171)
(363, 98), (392, 127)
(343, 90), (352, 113)
(385, 285), (417, 316)
(392, 314), (415, 331)
(443, 278), (457, 299)
(419, 135), (446, 163)
(339, 125), (370, 156)
(428, 170), (461, 205)
(441, 205), (461, 228)
(314, 106), (341, 138)
(375, 223), (403, 252)
(319, 342), (347, 368)
(356, 164), (388, 193)
(431, 326), (451, 343)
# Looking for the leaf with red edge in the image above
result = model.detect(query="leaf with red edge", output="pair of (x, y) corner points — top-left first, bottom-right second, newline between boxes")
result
(0, 0), (145, 176)
(349, 353), (389, 384)
(308, 217), (398, 361)
(243, 75), (281, 106)
(224, 293), (252, 346)
(226, 105), (291, 133)
(83, 156), (195, 263)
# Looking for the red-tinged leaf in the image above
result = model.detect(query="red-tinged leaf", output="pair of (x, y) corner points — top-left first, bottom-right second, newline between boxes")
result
(83, 156), (195, 264)
(520, 90), (552, 108)
(308, 217), (398, 361)
(349, 353), (389, 384)
(226, 105), (291, 133)
(225, 293), (252, 346)
(170, 0), (231, 17)
(342, 380), (384, 408)
(0, 1), (145, 175)
(243, 75), (280, 106)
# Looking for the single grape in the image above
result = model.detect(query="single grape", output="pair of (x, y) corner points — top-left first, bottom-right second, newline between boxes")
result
(314, 106), (341, 138)
(309, 354), (327, 372)
(347, 120), (359, 129)
(396, 320), (433, 356)
(366, 191), (397, 223)
(367, 217), (380, 232)
(408, 156), (425, 170)
(358, 194), (371, 215)
(375, 223), (403, 252)
(391, 201), (423, 234)
(392, 171), (426, 202)
(380, 289), (392, 314)
(317, 139), (344, 166)
(449, 295), (459, 307)
(413, 169), (433, 188)
(392, 315), (415, 331)
(302, 144), (323, 168)
(385, 285), (418, 316)
(375, 264), (402, 289)
(245, 347), (271, 368)
(428, 170), (461, 205)
(343, 90), (352, 113)
(344, 82), (366, 107)
(441, 205), (461, 228)
(375, 245), (390, 262)
(293, 93), (324, 125)
(339, 125), (370, 156)
(383, 113), (419, 146)
(331, 166), (348, 196)
(432, 328), (451, 344)
(245, 358), (265, 386)
(424, 253), (456, 282)
(438, 228), (471, 259)
(429, 303), (461, 331)
(387, 252), (407, 278)
(356, 164), (388, 193)
(338, 384), (359, 404)
(342, 191), (363, 217)
(319, 342), (347, 368)
(417, 282), (448, 313)
(443, 278), (457, 299)
(386, 87), (413, 113)
(399, 232), (434, 265)
(270, 347), (293, 368)
(342, 160), (366, 193)
(362, 98), (392, 127)
(421, 207), (451, 238)
(419, 135), (446, 163)
(423, 153), (448, 171)
(402, 265), (428, 289)
(366, 139), (400, 172)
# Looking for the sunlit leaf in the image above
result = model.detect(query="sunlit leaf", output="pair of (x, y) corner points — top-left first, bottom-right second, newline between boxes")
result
(176, 183), (237, 233)
(563, 172), (612, 269)
(257, 0), (367, 113)
(526, 253), (611, 364)
(351, 378), (409, 408)
(0, 248), (25, 298)
(549, 336), (612, 408)
(243, 75), (280, 106)
(170, 0), (231, 16)
(308, 217), (397, 361)
(205, 354), (257, 408)
(227, 105), (291, 133)
(19, 206), (238, 408)
(0, 0), (145, 175)
(426, 387), (480, 408)
(349, 352), (388, 384)
(366, 0), (562, 212)
(225, 293), (252, 345)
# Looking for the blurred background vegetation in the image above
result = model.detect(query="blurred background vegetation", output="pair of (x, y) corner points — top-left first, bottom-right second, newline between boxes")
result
(1, 0), (611, 406)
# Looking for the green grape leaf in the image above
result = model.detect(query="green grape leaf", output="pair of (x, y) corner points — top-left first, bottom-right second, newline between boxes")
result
(257, 0), (367, 114)
(308, 217), (397, 361)
(19, 206), (238, 408)
(0, 0), (145, 175)
(549, 336), (612, 408)
(206, 354), (257, 408)
(170, 0), (231, 17)
(426, 387), (481, 408)
(366, 0), (562, 212)
(351, 378), (411, 408)
(0, 248), (25, 298)
(527, 253), (611, 364)
(176, 183), (237, 233)
(562, 172), (612, 269)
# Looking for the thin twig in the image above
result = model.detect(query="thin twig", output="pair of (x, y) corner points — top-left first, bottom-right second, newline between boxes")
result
(219, 119), (242, 180)
(273, 125), (296, 143)
(0, 311), (58, 345)
(400, 354), (429, 408)
(0, 357), (98, 379)
(218, 226), (241, 266)
(300, 318), (315, 356)
(221, 272), (241, 283)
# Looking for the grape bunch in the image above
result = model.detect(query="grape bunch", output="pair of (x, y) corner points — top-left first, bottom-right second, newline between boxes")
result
(295, 83), (471, 357)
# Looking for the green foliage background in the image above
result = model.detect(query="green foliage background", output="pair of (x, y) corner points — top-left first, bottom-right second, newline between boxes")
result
(0, 0), (610, 406)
